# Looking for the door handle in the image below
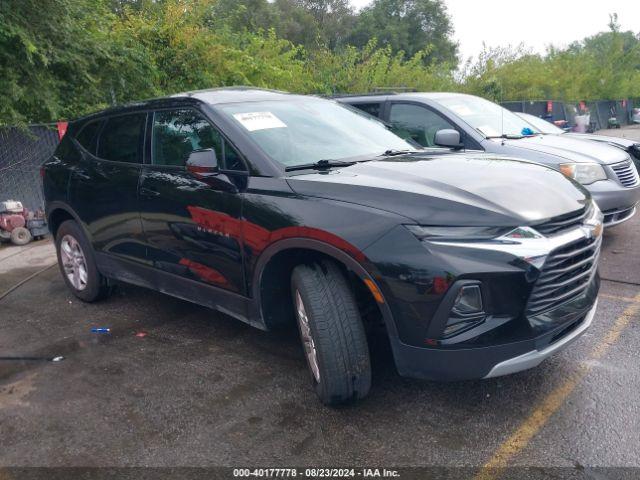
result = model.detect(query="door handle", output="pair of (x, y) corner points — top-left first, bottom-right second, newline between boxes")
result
(140, 187), (161, 197)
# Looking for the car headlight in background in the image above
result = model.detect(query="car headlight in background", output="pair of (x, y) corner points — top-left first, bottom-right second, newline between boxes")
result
(559, 162), (607, 185)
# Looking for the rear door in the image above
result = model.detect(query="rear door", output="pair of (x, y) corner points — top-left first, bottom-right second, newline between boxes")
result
(138, 108), (247, 294)
(68, 112), (147, 263)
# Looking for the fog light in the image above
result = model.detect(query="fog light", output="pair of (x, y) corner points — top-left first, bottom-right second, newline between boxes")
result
(442, 284), (485, 338)
(452, 285), (483, 315)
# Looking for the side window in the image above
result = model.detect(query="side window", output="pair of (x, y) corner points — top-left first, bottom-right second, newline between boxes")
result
(75, 120), (102, 154)
(223, 141), (245, 171)
(389, 104), (457, 147)
(353, 102), (382, 118)
(152, 109), (246, 171)
(97, 113), (146, 163)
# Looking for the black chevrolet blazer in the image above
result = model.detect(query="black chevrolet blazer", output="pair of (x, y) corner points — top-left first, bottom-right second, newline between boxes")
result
(43, 87), (603, 404)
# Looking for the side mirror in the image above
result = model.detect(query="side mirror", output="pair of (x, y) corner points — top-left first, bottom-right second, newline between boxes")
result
(186, 148), (219, 178)
(434, 129), (463, 149)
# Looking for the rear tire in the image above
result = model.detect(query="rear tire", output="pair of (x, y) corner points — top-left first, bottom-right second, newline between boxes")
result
(55, 220), (112, 302)
(291, 260), (371, 405)
(10, 227), (31, 246)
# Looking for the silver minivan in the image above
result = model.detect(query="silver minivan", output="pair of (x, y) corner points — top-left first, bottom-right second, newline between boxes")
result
(339, 92), (640, 227)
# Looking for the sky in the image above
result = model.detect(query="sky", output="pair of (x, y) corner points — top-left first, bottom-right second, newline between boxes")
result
(349, 0), (640, 62)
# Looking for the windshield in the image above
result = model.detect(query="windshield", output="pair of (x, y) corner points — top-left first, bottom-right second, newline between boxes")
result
(218, 99), (416, 167)
(516, 112), (565, 135)
(436, 95), (537, 138)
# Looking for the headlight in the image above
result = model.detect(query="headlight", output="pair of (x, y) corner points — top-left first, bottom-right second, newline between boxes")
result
(559, 163), (607, 185)
(405, 225), (511, 241)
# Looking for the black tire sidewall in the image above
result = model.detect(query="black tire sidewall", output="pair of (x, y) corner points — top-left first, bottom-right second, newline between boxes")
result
(291, 261), (371, 404)
(55, 220), (105, 302)
(11, 227), (31, 246)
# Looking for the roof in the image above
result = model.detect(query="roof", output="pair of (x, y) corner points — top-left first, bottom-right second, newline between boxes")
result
(173, 86), (306, 104)
(336, 91), (473, 102)
(74, 87), (312, 123)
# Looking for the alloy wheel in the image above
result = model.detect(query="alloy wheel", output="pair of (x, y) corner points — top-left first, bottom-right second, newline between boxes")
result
(295, 290), (321, 383)
(60, 234), (88, 291)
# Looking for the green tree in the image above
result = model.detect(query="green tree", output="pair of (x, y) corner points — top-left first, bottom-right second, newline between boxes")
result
(206, 0), (279, 33)
(349, 0), (458, 65)
(295, 0), (355, 50)
(1, 0), (103, 123)
(460, 16), (640, 102)
(112, 0), (315, 94)
(0, 0), (157, 124)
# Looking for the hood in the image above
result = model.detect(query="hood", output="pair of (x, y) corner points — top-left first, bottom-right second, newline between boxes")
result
(497, 134), (631, 165)
(563, 132), (637, 150)
(286, 154), (589, 227)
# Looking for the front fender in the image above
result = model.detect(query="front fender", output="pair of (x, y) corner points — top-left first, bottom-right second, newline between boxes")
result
(250, 237), (399, 342)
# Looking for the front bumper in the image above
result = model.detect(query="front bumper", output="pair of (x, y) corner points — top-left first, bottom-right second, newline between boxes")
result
(602, 205), (636, 227)
(484, 299), (596, 378)
(364, 206), (603, 382)
(586, 178), (640, 226)
(389, 278), (598, 381)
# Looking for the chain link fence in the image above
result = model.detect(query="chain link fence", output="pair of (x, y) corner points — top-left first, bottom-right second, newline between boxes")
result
(0, 125), (60, 211)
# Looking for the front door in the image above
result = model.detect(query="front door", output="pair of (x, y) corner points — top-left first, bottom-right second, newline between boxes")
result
(386, 102), (461, 148)
(138, 108), (248, 295)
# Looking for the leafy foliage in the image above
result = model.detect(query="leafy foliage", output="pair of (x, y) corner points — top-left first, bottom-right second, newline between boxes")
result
(1, 2), (638, 125)
(349, 0), (458, 65)
(461, 16), (640, 102)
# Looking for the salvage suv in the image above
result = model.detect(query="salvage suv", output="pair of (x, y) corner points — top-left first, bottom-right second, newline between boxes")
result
(43, 88), (602, 405)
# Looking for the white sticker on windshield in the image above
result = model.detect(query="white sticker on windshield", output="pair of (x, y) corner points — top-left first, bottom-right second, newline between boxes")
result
(233, 112), (287, 131)
(447, 104), (473, 117)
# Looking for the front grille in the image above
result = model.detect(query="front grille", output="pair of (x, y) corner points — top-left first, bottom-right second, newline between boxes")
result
(533, 205), (590, 236)
(527, 235), (601, 315)
(603, 206), (636, 226)
(611, 159), (639, 187)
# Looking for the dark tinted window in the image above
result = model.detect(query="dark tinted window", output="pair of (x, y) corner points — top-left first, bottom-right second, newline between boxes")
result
(223, 141), (244, 171)
(389, 104), (456, 147)
(97, 113), (146, 163)
(75, 120), (102, 154)
(353, 102), (382, 118)
(152, 109), (246, 171)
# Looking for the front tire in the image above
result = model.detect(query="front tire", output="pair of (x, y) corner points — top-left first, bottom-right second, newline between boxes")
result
(291, 260), (371, 405)
(55, 220), (111, 302)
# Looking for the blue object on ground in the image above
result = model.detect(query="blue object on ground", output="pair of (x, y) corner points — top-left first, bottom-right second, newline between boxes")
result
(91, 328), (111, 334)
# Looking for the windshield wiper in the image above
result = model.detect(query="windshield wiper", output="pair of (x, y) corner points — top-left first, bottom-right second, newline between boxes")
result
(485, 134), (525, 140)
(380, 149), (423, 156)
(285, 159), (357, 172)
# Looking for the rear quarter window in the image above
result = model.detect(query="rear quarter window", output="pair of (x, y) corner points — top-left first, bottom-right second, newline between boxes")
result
(351, 102), (382, 118)
(75, 120), (103, 154)
(97, 113), (146, 163)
